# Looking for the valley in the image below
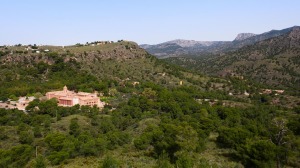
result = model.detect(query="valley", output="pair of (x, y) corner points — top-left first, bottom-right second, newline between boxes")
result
(1, 1), (300, 168)
(0, 25), (299, 168)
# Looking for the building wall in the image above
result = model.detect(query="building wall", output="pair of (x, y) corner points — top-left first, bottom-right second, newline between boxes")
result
(73, 98), (79, 105)
(58, 99), (73, 106)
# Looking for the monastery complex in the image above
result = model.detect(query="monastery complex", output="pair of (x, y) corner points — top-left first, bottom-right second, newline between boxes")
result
(46, 86), (105, 108)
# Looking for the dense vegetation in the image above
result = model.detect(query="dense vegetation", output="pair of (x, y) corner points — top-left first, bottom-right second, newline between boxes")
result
(0, 42), (299, 167)
(1, 84), (300, 167)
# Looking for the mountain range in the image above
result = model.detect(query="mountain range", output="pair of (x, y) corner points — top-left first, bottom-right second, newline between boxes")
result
(164, 26), (300, 94)
(141, 26), (300, 58)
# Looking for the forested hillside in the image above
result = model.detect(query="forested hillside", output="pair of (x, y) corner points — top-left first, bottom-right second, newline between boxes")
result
(0, 42), (299, 168)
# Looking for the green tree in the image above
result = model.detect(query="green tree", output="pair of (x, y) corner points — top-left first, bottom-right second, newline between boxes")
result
(134, 132), (152, 150)
(151, 123), (199, 162)
(19, 131), (34, 144)
(9, 94), (18, 101)
(45, 132), (67, 151)
(288, 117), (300, 135)
(33, 126), (43, 138)
(0, 144), (33, 168)
(26, 99), (40, 111)
(175, 124), (198, 152)
(95, 137), (108, 155)
(106, 131), (131, 149)
(69, 118), (80, 137)
(62, 137), (76, 158)
(243, 139), (277, 167)
(77, 133), (98, 156)
(0, 127), (8, 140)
(175, 152), (194, 168)
(217, 126), (251, 149)
(155, 151), (173, 168)
(34, 155), (46, 168)
(38, 98), (58, 116)
(47, 151), (69, 165)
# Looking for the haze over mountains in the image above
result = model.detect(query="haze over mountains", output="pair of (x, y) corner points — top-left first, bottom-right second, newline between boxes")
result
(141, 26), (300, 58)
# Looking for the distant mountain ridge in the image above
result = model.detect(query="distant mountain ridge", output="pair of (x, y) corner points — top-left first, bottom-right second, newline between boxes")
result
(162, 39), (221, 47)
(140, 40), (229, 58)
(234, 33), (256, 41)
(229, 26), (300, 49)
(141, 26), (300, 58)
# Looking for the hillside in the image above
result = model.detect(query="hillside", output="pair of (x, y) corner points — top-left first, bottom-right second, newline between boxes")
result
(0, 41), (227, 100)
(0, 41), (300, 168)
(165, 27), (300, 95)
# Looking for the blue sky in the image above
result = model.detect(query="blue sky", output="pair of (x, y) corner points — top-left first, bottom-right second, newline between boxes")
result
(1, 0), (299, 45)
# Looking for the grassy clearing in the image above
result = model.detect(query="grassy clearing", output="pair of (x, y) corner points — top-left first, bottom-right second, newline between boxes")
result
(51, 114), (92, 133)
(196, 132), (244, 168)
(49, 147), (157, 168)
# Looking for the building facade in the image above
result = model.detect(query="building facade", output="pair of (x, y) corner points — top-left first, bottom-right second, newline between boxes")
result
(46, 86), (105, 108)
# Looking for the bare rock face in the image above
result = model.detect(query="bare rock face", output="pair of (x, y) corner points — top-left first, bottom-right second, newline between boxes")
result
(288, 27), (300, 48)
(234, 33), (256, 41)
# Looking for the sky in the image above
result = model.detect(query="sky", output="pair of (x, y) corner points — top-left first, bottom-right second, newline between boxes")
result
(1, 0), (300, 45)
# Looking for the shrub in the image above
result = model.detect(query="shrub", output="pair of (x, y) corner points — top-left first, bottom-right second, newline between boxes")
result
(101, 155), (119, 168)
(47, 151), (69, 165)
